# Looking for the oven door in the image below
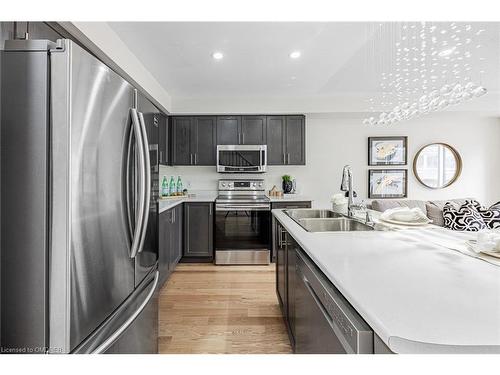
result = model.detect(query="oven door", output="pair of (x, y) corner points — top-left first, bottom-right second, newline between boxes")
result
(215, 203), (271, 264)
(216, 145), (267, 173)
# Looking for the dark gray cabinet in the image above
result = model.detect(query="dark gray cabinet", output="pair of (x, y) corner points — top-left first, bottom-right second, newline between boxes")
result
(158, 113), (169, 166)
(171, 114), (305, 166)
(172, 116), (216, 165)
(216, 116), (240, 145)
(170, 204), (183, 267)
(241, 116), (266, 145)
(216, 115), (266, 146)
(172, 117), (192, 165)
(183, 202), (214, 259)
(158, 204), (183, 288)
(276, 221), (287, 317)
(266, 115), (305, 165)
(266, 116), (286, 165)
(192, 117), (217, 165)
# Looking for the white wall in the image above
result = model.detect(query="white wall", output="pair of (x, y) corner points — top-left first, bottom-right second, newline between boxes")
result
(59, 22), (172, 113)
(161, 112), (500, 208)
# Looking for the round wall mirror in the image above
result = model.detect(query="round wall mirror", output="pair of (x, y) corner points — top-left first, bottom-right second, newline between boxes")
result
(413, 143), (462, 189)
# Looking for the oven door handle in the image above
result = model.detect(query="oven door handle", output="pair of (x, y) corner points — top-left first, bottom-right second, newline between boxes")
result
(216, 204), (270, 211)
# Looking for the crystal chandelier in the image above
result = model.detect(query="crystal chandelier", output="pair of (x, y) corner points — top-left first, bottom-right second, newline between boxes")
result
(363, 22), (488, 126)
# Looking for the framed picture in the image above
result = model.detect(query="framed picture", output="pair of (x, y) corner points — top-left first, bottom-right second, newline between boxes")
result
(368, 136), (407, 165)
(368, 169), (408, 199)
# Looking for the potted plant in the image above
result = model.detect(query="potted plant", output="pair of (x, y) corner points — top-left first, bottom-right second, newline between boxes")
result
(282, 175), (293, 194)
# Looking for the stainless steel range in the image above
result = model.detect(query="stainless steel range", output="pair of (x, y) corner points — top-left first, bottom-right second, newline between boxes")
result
(215, 178), (271, 265)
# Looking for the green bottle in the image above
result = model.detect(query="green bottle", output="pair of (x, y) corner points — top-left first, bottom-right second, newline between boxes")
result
(161, 176), (169, 197)
(176, 176), (183, 195)
(169, 176), (176, 196)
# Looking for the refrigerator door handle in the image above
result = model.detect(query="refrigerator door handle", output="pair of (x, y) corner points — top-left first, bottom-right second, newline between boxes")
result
(129, 108), (146, 259)
(91, 270), (159, 354)
(137, 111), (151, 255)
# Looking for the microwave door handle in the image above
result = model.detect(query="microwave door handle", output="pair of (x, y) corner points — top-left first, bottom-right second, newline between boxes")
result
(137, 111), (151, 255)
(129, 108), (146, 259)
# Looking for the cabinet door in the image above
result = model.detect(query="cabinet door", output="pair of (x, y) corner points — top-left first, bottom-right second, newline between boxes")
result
(158, 210), (172, 288)
(266, 116), (286, 165)
(172, 117), (192, 165)
(287, 236), (297, 344)
(285, 115), (305, 165)
(276, 223), (287, 317)
(192, 117), (216, 165)
(171, 204), (183, 267)
(241, 116), (266, 145)
(216, 116), (241, 145)
(158, 114), (169, 165)
(184, 202), (214, 258)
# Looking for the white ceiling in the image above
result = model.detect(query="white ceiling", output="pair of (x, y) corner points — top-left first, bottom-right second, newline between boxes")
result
(108, 22), (500, 113)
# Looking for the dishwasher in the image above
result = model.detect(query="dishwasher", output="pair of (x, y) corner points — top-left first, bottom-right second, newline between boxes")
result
(294, 249), (374, 354)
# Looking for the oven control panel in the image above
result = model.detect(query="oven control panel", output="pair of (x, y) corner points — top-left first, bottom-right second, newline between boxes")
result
(218, 179), (264, 191)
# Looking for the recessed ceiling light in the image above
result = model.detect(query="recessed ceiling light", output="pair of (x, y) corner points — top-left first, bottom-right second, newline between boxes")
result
(438, 47), (456, 57)
(289, 51), (301, 59)
(212, 52), (224, 60)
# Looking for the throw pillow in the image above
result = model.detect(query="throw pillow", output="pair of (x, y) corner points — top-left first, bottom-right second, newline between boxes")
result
(470, 200), (500, 229)
(443, 201), (487, 231)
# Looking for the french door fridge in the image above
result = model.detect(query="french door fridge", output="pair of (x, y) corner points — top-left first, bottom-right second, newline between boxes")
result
(1, 39), (159, 354)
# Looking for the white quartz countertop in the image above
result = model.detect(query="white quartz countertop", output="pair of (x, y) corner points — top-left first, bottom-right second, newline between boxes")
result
(273, 209), (500, 354)
(158, 192), (217, 213)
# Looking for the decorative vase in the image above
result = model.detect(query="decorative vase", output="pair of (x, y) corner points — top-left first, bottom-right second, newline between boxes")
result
(282, 180), (293, 194)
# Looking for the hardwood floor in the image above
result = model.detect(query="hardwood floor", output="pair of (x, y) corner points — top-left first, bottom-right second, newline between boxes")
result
(158, 263), (292, 354)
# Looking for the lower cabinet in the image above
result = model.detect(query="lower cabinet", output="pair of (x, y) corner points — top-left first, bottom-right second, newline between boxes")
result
(183, 202), (214, 260)
(158, 204), (183, 288)
(272, 201), (311, 262)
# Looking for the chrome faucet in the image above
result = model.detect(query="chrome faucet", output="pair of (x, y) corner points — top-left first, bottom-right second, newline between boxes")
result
(340, 165), (355, 217)
(340, 165), (367, 219)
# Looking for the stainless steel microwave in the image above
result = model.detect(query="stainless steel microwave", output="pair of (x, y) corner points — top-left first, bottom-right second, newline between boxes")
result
(216, 145), (267, 173)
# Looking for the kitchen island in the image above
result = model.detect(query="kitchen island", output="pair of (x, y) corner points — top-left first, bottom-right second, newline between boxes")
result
(273, 209), (500, 354)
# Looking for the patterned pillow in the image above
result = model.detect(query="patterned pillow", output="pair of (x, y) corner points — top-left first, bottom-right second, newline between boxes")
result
(469, 200), (500, 229)
(443, 200), (487, 231)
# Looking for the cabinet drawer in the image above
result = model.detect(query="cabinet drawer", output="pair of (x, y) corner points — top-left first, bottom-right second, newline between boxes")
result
(271, 201), (311, 210)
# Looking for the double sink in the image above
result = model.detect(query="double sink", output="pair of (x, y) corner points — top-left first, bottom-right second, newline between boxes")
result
(284, 209), (374, 232)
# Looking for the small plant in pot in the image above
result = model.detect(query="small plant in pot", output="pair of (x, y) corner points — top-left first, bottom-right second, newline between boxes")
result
(282, 175), (293, 194)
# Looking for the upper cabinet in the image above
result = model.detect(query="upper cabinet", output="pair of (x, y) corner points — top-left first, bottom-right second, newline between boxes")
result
(284, 115), (305, 165)
(216, 115), (266, 145)
(266, 115), (305, 165)
(241, 116), (266, 145)
(158, 113), (169, 166)
(216, 116), (240, 145)
(170, 114), (305, 166)
(171, 116), (216, 165)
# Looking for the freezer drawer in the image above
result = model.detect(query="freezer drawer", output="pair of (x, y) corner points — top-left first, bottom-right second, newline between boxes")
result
(73, 269), (159, 354)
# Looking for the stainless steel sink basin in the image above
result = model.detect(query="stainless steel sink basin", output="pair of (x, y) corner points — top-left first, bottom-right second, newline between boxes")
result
(297, 218), (374, 232)
(285, 209), (343, 220)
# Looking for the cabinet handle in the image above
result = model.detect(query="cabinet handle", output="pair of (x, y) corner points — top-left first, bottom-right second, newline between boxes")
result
(283, 153), (286, 164)
(173, 209), (175, 223)
(287, 153), (290, 164)
(209, 204), (212, 216)
(190, 153), (193, 165)
(242, 133), (245, 144)
(195, 153), (197, 165)
(160, 151), (163, 163)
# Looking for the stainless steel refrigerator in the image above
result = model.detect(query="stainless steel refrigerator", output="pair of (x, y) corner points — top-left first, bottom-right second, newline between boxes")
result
(1, 39), (160, 354)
